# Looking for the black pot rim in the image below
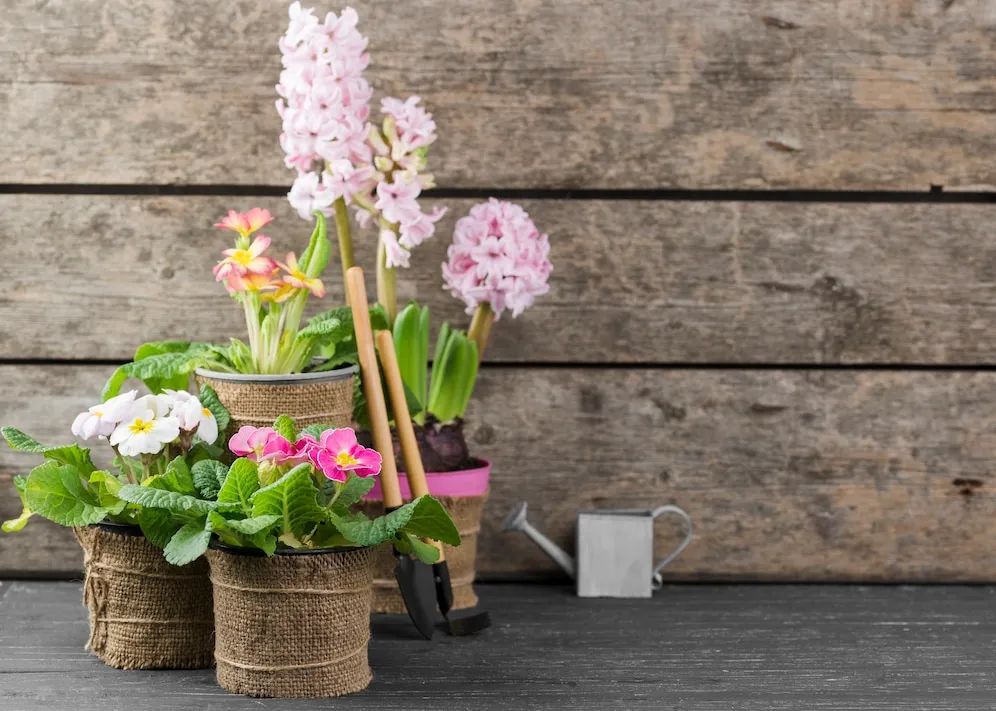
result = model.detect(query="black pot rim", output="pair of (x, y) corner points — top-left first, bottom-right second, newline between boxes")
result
(90, 521), (144, 536)
(208, 538), (364, 558)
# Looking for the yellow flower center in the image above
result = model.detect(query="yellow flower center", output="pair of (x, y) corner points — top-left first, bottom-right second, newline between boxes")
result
(128, 418), (154, 435)
(92, 410), (103, 418)
(335, 451), (359, 467)
(201, 407), (213, 418)
(231, 249), (253, 266)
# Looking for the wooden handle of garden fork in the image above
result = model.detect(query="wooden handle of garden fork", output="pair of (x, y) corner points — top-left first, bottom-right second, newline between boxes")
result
(346, 267), (403, 510)
(375, 330), (446, 562)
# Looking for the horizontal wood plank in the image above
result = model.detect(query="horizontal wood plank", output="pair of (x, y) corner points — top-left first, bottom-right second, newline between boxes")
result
(4, 365), (996, 581)
(3, 1), (996, 188)
(3, 581), (995, 709)
(5, 195), (996, 364)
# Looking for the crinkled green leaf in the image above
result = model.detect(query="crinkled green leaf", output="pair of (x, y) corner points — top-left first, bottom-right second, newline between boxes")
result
(88, 470), (127, 515)
(24, 461), (108, 527)
(138, 508), (183, 549)
(2, 476), (33, 533)
(393, 532), (441, 564)
(191, 460), (227, 500)
(1, 427), (49, 453)
(145, 456), (197, 496)
(117, 484), (228, 516)
(250, 464), (325, 539)
(208, 511), (280, 536)
(1, 428), (95, 475)
(217, 458), (259, 512)
(102, 353), (195, 400)
(274, 415), (297, 443)
(300, 423), (334, 440)
(163, 516), (212, 566)
(329, 474), (376, 512)
(327, 504), (416, 547)
(197, 384), (230, 434)
(400, 495), (462, 546)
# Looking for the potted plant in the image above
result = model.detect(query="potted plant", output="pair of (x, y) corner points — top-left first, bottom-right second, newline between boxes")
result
(1, 386), (230, 669)
(100, 208), (375, 443)
(359, 198), (553, 612)
(121, 415), (459, 698)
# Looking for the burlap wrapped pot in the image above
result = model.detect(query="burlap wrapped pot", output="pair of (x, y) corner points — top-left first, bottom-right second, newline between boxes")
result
(206, 545), (374, 698)
(194, 366), (356, 442)
(358, 493), (487, 613)
(72, 523), (214, 670)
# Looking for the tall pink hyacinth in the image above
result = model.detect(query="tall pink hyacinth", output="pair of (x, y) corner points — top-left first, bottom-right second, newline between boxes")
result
(442, 199), (553, 319)
(277, 2), (373, 214)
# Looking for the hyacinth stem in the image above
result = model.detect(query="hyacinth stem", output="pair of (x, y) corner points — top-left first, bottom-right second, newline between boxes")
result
(376, 233), (397, 324)
(333, 198), (354, 304)
(467, 302), (495, 362)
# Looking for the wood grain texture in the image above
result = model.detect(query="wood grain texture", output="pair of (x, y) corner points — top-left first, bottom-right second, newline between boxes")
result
(5, 365), (996, 581)
(4, 1), (996, 188)
(6, 195), (996, 364)
(3, 581), (996, 709)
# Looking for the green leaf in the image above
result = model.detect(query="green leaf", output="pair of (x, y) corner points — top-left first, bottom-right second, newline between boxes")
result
(24, 461), (108, 527)
(217, 458), (260, 511)
(1, 429), (95, 475)
(208, 511), (280, 536)
(2, 427), (49, 453)
(328, 504), (417, 547)
(427, 327), (478, 422)
(250, 464), (325, 539)
(144, 456), (197, 496)
(400, 495), (462, 546)
(393, 302), (429, 424)
(274, 415), (297, 443)
(299, 211), (329, 278)
(191, 460), (227, 500)
(2, 475), (33, 533)
(393, 532), (441, 564)
(197, 384), (230, 434)
(300, 423), (334, 440)
(297, 314), (349, 343)
(163, 516), (212, 566)
(102, 353), (197, 400)
(329, 474), (376, 511)
(117, 484), (225, 516)
(88, 470), (127, 515)
(227, 338), (254, 373)
(138, 508), (182, 549)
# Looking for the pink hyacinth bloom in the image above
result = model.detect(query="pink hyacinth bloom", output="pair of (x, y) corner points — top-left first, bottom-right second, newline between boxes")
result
(374, 177), (422, 226)
(380, 228), (410, 269)
(442, 199), (552, 319)
(288, 171), (337, 220)
(229, 426), (293, 464)
(398, 206), (447, 250)
(381, 96), (437, 154)
(307, 427), (382, 482)
(214, 209), (273, 238)
(214, 234), (279, 283)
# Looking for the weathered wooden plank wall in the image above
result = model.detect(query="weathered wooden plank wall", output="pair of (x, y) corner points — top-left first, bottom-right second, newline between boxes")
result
(1, 0), (995, 580)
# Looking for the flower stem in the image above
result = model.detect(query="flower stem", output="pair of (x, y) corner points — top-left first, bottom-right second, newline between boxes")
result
(333, 198), (354, 304)
(467, 302), (495, 362)
(376, 237), (397, 324)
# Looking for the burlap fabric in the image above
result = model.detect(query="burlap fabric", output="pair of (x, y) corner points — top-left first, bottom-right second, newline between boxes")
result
(72, 524), (214, 670)
(358, 493), (487, 614)
(195, 372), (354, 441)
(207, 546), (374, 698)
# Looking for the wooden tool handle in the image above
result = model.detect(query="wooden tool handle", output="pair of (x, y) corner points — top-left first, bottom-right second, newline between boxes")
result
(346, 267), (403, 510)
(376, 329), (446, 561)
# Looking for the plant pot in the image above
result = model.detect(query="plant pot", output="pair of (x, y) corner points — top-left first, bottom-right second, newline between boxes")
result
(72, 522), (214, 670)
(206, 543), (374, 698)
(357, 459), (490, 613)
(195, 365), (356, 440)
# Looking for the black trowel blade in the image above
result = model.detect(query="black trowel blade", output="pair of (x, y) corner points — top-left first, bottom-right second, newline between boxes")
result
(394, 554), (437, 640)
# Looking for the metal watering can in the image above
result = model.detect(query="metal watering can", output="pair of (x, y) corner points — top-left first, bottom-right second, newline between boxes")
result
(502, 501), (693, 598)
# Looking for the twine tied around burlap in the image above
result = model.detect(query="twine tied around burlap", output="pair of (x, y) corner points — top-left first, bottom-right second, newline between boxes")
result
(72, 526), (215, 670)
(359, 492), (488, 614)
(195, 373), (354, 441)
(206, 546), (374, 698)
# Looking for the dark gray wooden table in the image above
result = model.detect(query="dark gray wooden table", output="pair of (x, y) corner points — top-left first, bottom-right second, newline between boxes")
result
(1, 581), (994, 710)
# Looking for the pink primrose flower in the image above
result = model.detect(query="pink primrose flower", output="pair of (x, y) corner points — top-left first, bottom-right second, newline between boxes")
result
(306, 427), (382, 482)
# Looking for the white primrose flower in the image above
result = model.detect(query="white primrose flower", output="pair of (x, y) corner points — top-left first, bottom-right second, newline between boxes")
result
(134, 392), (174, 417)
(71, 390), (139, 440)
(171, 395), (219, 445)
(109, 407), (181, 457)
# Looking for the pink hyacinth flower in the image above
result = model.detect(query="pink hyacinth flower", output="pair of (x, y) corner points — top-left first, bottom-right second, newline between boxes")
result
(308, 427), (382, 482)
(214, 208), (274, 238)
(229, 426), (293, 464)
(214, 234), (279, 283)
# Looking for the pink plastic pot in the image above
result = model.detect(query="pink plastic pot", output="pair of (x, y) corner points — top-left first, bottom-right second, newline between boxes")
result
(362, 459), (491, 500)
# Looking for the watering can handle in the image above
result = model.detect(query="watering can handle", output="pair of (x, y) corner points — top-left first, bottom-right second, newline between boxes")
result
(650, 505), (693, 590)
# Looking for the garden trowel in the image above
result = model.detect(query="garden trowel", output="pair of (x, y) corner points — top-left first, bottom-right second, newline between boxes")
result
(375, 330), (491, 637)
(346, 267), (436, 640)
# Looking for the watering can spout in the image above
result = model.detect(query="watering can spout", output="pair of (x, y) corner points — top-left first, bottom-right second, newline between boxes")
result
(501, 501), (576, 579)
